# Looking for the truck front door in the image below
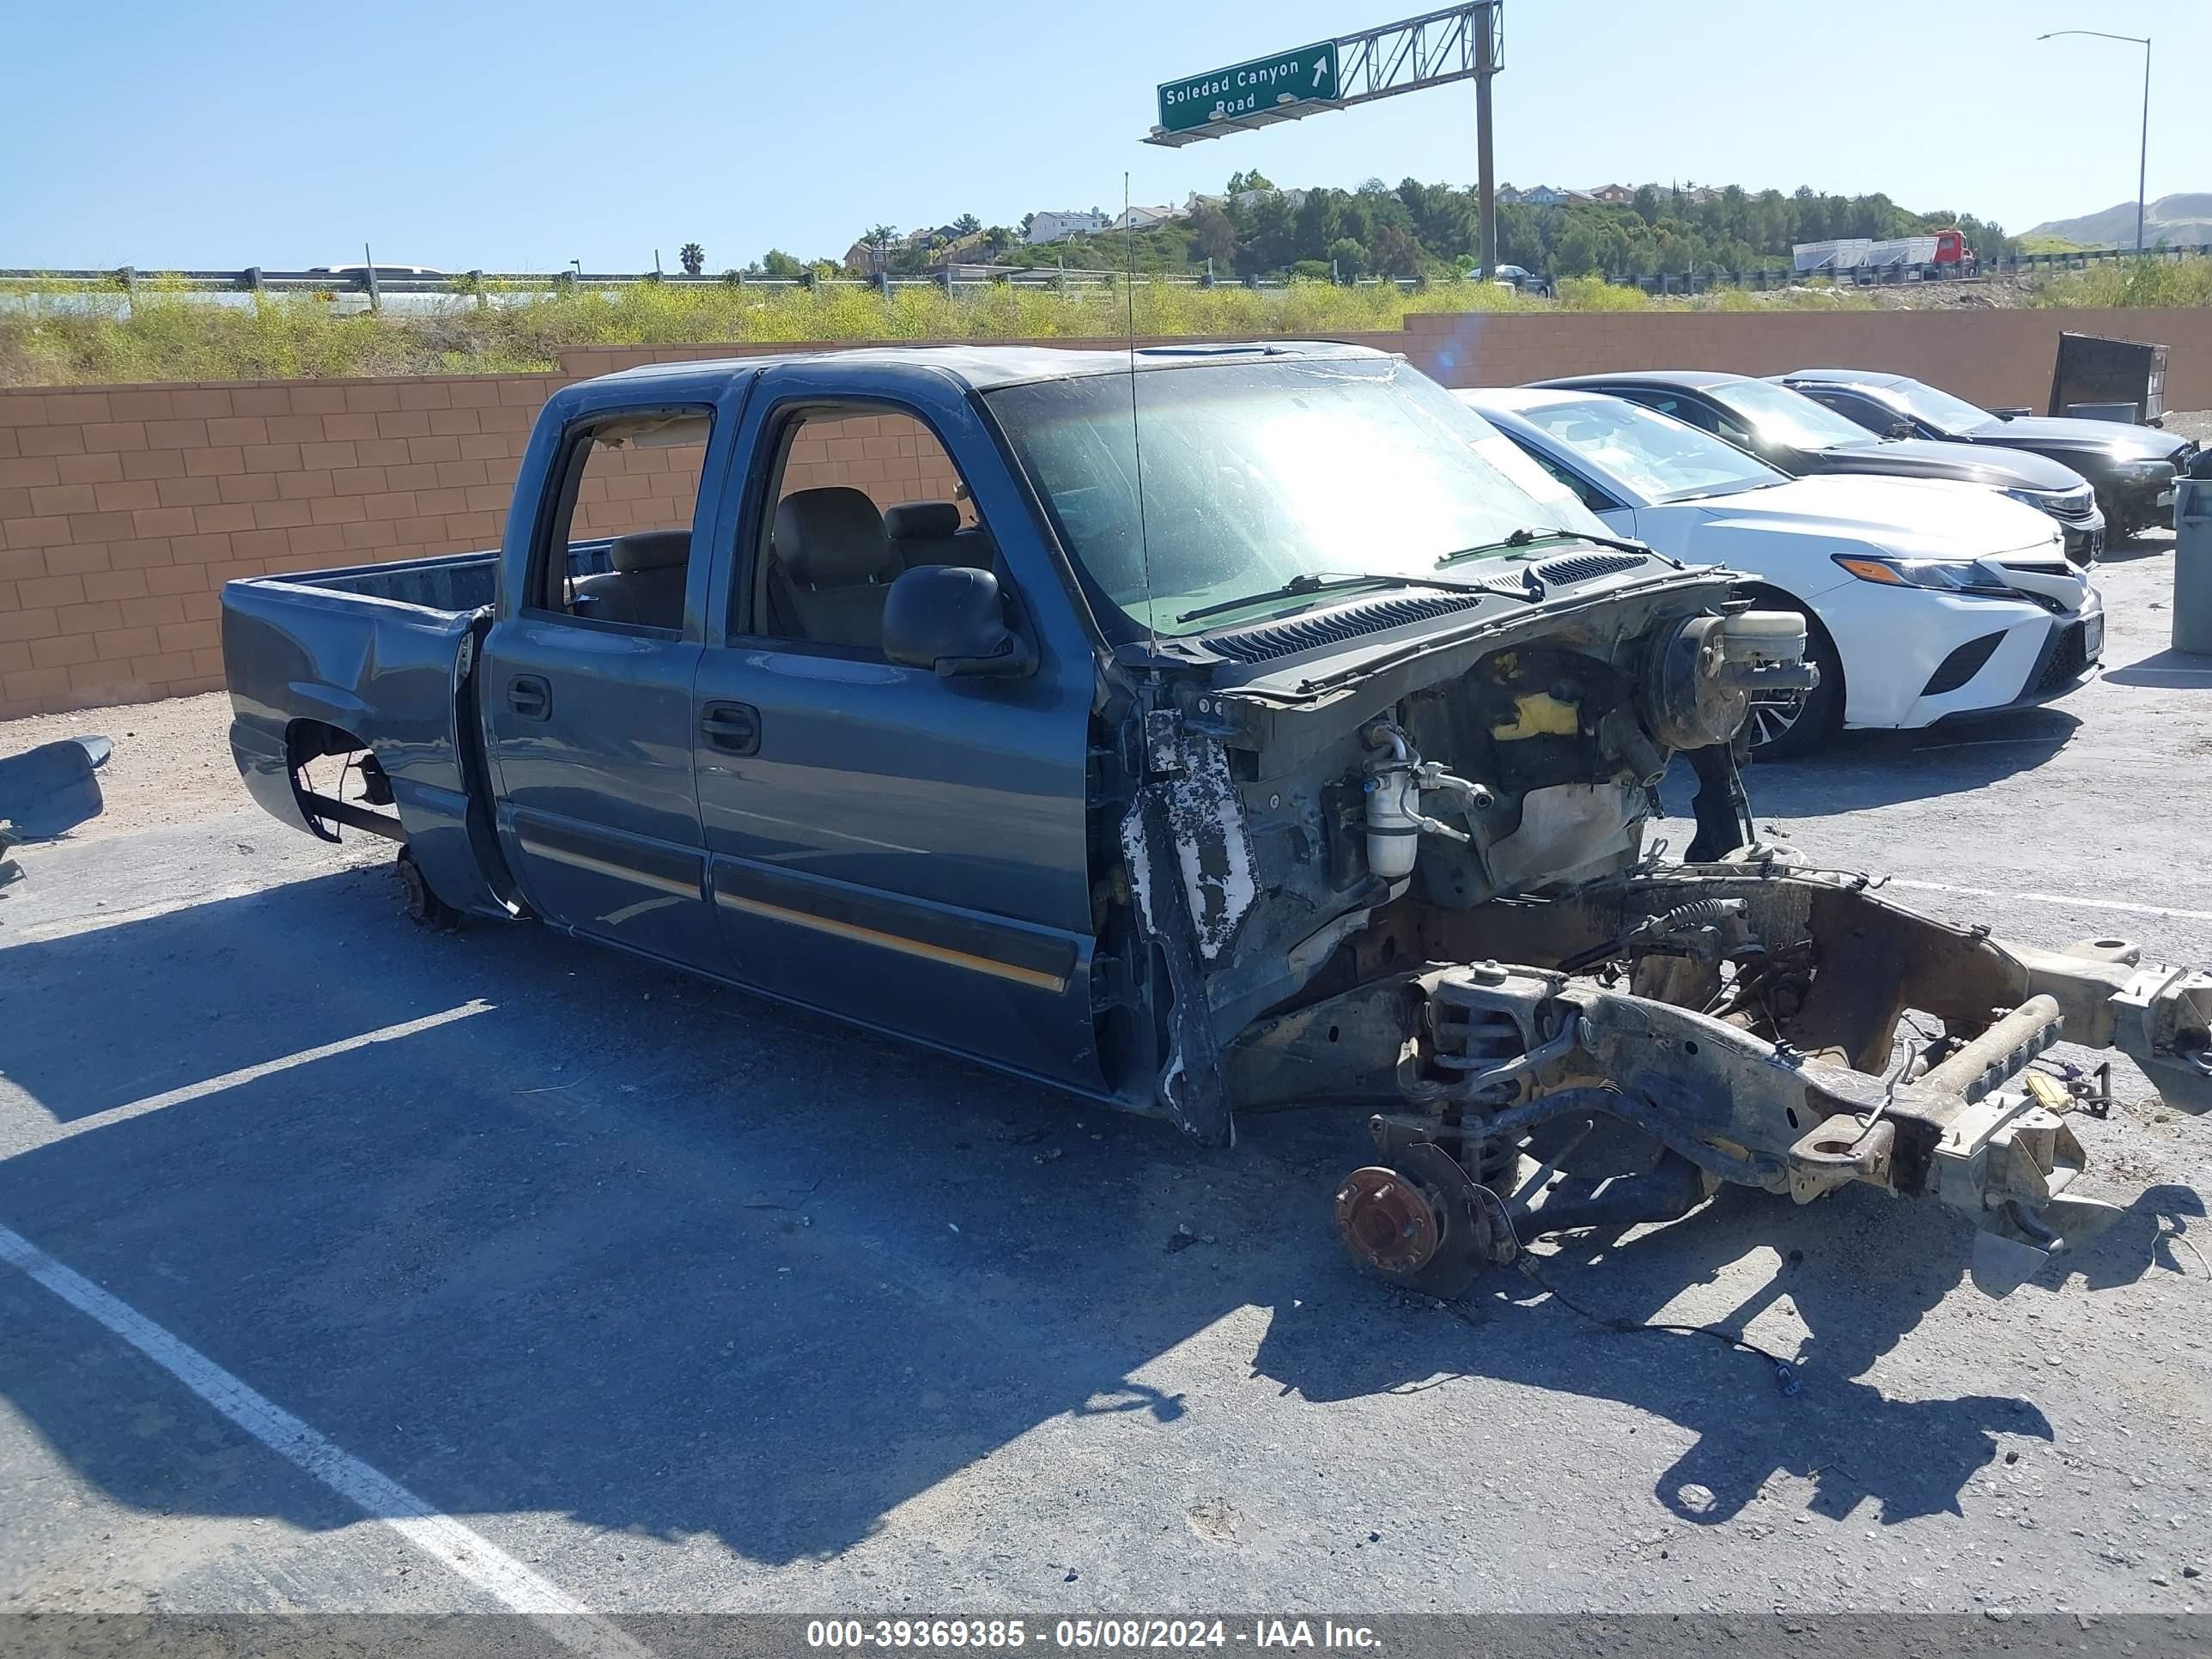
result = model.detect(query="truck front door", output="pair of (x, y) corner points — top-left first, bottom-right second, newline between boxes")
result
(690, 368), (1103, 1091)
(478, 392), (736, 970)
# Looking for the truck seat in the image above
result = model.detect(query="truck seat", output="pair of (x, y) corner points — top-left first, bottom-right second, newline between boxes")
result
(572, 530), (690, 629)
(770, 488), (903, 650)
(884, 501), (995, 572)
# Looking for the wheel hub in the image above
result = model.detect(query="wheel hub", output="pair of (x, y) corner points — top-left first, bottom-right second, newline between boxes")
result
(1334, 1166), (1445, 1277)
(1334, 1142), (1504, 1297)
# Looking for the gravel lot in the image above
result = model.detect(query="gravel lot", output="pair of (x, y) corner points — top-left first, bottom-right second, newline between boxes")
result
(1, 520), (2209, 1632)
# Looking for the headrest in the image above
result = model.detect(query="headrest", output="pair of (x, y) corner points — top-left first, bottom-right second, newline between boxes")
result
(611, 529), (690, 573)
(773, 488), (896, 587)
(884, 501), (962, 542)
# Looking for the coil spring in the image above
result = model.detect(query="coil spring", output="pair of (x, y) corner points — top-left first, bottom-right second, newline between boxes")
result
(1640, 898), (1741, 937)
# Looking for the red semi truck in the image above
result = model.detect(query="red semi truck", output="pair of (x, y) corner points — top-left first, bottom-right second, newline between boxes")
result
(1792, 229), (1973, 276)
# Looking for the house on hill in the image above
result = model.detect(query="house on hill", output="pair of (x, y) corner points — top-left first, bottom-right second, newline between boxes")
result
(1024, 210), (1109, 245)
(1183, 187), (1310, 216)
(1111, 204), (1183, 232)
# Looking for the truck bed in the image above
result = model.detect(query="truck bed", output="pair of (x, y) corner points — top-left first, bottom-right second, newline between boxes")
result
(219, 541), (621, 919)
(247, 539), (618, 614)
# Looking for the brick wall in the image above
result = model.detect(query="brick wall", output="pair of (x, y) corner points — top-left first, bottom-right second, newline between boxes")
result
(779, 412), (966, 513)
(4, 304), (2209, 719)
(1, 375), (560, 716)
(569, 431), (708, 541)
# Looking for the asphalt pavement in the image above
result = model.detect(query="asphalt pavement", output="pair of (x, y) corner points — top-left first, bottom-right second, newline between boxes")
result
(1, 538), (2209, 1631)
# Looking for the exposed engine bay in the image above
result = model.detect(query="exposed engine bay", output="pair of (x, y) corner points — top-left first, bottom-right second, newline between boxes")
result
(1106, 559), (2212, 1298)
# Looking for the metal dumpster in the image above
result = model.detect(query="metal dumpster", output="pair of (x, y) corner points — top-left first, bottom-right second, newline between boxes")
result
(2051, 332), (2167, 423)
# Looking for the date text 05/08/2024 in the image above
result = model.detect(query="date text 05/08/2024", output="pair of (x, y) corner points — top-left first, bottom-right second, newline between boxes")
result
(806, 1619), (1382, 1650)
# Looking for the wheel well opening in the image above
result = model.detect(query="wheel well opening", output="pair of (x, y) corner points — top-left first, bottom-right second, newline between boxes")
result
(285, 720), (401, 843)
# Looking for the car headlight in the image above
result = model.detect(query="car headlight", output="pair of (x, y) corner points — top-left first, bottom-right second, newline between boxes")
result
(2003, 485), (2093, 517)
(1832, 554), (2016, 595)
(2123, 456), (2177, 477)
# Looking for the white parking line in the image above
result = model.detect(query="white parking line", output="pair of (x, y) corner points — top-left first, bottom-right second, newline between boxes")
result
(0, 1221), (651, 1658)
(27, 1001), (495, 1145)
(1888, 878), (2212, 924)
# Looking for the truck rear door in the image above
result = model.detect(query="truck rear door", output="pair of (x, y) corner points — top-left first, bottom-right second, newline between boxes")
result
(477, 386), (741, 969)
(688, 365), (1104, 1090)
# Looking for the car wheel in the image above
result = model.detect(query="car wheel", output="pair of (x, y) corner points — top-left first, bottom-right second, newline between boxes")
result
(1743, 605), (1844, 762)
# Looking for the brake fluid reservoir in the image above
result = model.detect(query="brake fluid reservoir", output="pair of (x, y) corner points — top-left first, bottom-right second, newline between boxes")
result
(1719, 610), (1808, 665)
(1364, 763), (1421, 879)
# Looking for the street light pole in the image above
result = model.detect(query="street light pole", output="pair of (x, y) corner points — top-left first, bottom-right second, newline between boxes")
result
(2037, 29), (2151, 252)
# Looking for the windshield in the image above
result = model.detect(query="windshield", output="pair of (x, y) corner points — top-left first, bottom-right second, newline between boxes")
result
(984, 359), (1608, 636)
(1705, 378), (1883, 453)
(1514, 396), (1784, 503)
(1867, 378), (1996, 435)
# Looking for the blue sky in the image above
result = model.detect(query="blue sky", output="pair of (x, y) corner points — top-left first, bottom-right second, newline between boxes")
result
(0, 0), (2195, 270)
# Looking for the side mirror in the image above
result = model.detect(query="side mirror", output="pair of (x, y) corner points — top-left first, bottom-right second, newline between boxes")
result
(1885, 421), (1913, 441)
(883, 564), (1035, 679)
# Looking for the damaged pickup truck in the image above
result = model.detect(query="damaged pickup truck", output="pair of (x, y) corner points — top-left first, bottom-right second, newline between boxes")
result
(221, 343), (2212, 1298)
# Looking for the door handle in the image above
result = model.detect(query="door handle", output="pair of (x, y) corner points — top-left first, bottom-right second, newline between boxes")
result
(508, 675), (550, 720)
(700, 701), (760, 755)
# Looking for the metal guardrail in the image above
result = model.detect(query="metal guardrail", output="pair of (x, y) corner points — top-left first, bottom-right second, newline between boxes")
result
(0, 265), (1389, 299)
(0, 242), (2197, 305)
(0, 265), (1497, 310)
(1606, 242), (2207, 295)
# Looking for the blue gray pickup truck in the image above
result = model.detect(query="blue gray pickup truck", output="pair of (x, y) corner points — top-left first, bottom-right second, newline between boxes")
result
(222, 343), (2212, 1298)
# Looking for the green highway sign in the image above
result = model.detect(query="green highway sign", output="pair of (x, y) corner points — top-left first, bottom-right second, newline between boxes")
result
(1156, 40), (1340, 136)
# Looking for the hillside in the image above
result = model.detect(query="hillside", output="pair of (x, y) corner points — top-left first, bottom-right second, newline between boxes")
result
(2026, 191), (2212, 249)
(886, 180), (2019, 286)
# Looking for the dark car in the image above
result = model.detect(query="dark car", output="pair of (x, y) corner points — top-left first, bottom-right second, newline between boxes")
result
(1775, 368), (2198, 540)
(1535, 369), (2107, 564)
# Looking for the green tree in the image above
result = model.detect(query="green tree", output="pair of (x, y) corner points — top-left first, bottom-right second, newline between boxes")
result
(1238, 192), (1301, 275)
(1327, 236), (1369, 279)
(678, 242), (704, 276)
(1188, 202), (1237, 264)
(760, 249), (804, 278)
(1553, 219), (1607, 276)
(953, 213), (981, 237)
(1370, 222), (1424, 277)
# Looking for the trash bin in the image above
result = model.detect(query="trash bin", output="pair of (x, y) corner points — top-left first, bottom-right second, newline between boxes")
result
(2177, 473), (2212, 656)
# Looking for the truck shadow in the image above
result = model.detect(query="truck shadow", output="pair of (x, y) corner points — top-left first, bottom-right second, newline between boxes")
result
(0, 866), (2191, 1570)
(1249, 1177), (2200, 1528)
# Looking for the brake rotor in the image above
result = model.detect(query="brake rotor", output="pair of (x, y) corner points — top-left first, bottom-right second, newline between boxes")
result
(1335, 1166), (1445, 1278)
(1335, 1141), (1498, 1298)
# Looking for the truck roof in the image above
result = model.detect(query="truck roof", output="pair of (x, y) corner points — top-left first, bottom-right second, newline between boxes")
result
(589, 340), (1393, 398)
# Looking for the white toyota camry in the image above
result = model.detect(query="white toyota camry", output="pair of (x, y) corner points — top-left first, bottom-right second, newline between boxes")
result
(1459, 387), (2104, 757)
